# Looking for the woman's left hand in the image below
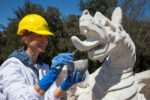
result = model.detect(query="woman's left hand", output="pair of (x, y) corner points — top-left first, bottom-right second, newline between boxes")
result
(60, 71), (86, 91)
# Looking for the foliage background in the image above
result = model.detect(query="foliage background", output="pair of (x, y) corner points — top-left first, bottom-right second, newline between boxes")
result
(0, 0), (150, 73)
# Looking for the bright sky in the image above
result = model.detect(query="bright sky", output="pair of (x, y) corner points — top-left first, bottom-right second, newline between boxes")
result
(0, 0), (82, 27)
(0, 0), (150, 28)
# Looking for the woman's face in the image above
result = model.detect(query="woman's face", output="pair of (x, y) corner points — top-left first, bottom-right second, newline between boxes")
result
(27, 33), (48, 53)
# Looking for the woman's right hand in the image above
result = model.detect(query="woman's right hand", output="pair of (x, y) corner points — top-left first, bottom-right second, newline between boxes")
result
(38, 53), (74, 92)
(51, 53), (74, 75)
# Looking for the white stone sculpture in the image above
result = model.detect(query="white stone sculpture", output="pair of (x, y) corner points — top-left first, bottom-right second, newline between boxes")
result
(56, 7), (149, 100)
(70, 7), (148, 100)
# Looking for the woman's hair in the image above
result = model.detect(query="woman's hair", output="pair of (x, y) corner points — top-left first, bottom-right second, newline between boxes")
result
(20, 30), (33, 50)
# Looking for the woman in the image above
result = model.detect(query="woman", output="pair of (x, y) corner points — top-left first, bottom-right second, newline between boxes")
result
(0, 14), (86, 100)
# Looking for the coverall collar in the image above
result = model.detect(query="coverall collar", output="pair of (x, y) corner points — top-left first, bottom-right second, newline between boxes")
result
(8, 49), (43, 79)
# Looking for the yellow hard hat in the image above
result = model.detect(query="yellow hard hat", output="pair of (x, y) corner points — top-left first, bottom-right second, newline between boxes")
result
(17, 14), (54, 35)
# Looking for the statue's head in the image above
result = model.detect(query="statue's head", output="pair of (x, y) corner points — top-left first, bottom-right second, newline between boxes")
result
(71, 7), (128, 62)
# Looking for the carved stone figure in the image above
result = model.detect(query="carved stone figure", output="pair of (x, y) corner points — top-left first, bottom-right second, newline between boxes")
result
(71, 6), (136, 100)
(57, 7), (149, 100)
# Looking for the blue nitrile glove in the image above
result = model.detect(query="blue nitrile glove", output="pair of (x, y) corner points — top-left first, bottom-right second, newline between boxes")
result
(60, 71), (86, 91)
(38, 53), (74, 91)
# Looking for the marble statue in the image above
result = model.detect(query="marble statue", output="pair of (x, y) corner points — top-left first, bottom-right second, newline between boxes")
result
(56, 7), (149, 100)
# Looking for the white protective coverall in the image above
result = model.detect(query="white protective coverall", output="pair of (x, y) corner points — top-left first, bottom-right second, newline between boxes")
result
(0, 57), (60, 100)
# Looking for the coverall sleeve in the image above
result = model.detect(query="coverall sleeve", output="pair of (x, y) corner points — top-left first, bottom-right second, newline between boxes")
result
(0, 61), (42, 100)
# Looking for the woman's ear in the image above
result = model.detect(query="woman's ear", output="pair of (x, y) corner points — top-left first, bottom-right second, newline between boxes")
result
(21, 35), (31, 45)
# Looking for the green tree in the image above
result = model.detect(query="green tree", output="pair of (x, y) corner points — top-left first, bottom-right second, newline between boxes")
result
(41, 6), (65, 65)
(78, 0), (118, 17)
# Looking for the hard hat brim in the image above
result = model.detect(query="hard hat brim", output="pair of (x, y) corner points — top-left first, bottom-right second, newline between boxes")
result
(32, 30), (54, 35)
(17, 29), (54, 36)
